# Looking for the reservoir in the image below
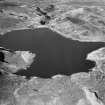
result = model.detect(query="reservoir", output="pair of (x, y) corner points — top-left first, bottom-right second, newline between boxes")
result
(0, 28), (104, 78)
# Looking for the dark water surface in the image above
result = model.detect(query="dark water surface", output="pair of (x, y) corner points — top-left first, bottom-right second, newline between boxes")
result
(0, 28), (105, 78)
